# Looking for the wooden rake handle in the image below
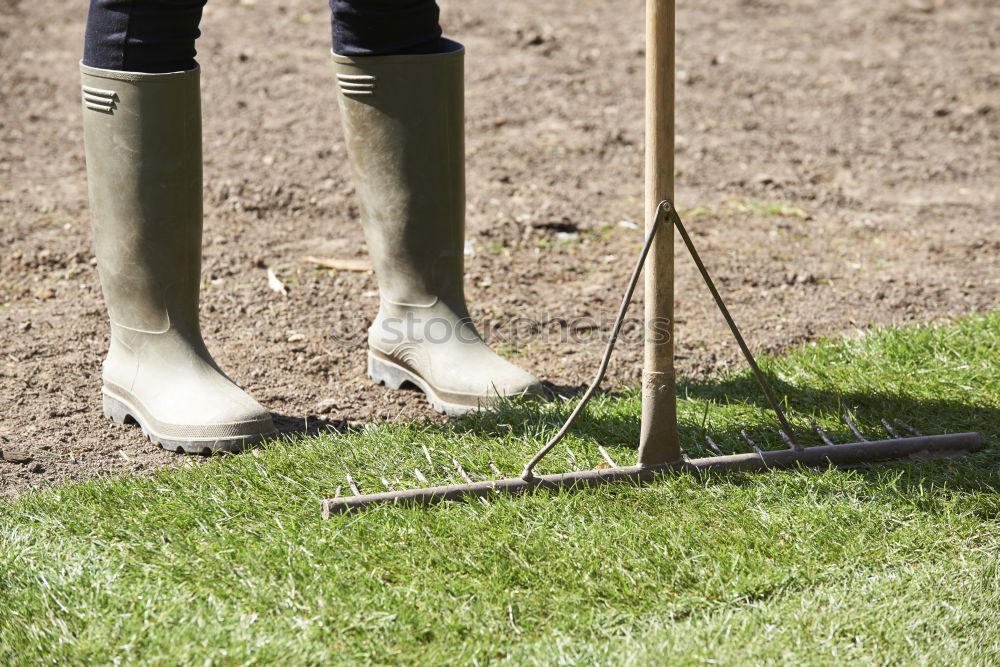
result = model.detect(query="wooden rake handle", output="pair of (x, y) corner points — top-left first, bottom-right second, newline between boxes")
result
(637, 0), (681, 465)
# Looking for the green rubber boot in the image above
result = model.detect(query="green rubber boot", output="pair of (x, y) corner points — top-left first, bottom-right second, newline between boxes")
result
(81, 64), (274, 453)
(332, 41), (544, 416)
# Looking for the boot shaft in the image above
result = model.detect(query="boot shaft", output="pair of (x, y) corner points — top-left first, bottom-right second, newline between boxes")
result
(332, 41), (466, 312)
(81, 64), (203, 334)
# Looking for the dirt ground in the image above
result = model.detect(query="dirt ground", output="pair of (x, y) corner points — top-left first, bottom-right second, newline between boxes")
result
(1, 0), (997, 497)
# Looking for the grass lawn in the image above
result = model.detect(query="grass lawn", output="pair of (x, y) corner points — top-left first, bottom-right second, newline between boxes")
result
(1, 312), (998, 665)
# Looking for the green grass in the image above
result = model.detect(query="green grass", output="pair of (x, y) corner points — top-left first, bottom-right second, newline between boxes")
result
(2, 313), (998, 665)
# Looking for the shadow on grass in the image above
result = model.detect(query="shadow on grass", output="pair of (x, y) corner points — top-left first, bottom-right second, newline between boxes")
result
(271, 413), (348, 440)
(678, 371), (998, 446)
(463, 378), (996, 447)
(435, 373), (998, 495)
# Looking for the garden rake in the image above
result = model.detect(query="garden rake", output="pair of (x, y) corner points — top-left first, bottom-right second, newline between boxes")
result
(321, 0), (983, 517)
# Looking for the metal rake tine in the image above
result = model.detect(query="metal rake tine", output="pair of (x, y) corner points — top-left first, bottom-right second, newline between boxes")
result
(452, 458), (474, 484)
(421, 444), (435, 468)
(740, 429), (764, 455)
(452, 458), (489, 505)
(346, 473), (362, 497)
(881, 419), (902, 439)
(334, 485), (342, 499)
(489, 462), (506, 479)
(381, 477), (396, 492)
(597, 446), (619, 468)
(706, 436), (725, 456)
(894, 419), (923, 437)
(564, 446), (579, 469)
(414, 468), (429, 484)
(812, 421), (836, 446)
(778, 429), (802, 451)
(679, 446), (690, 461)
(842, 413), (868, 442)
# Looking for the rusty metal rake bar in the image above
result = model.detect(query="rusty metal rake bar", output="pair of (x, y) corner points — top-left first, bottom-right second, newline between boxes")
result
(322, 430), (982, 517)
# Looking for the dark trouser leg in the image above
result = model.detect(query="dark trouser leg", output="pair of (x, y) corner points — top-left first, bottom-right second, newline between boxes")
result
(83, 0), (207, 73)
(330, 0), (444, 56)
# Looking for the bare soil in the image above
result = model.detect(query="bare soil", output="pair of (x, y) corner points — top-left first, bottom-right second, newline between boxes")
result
(1, 0), (997, 497)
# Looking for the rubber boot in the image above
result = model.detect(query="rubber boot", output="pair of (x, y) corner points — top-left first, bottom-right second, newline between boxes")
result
(80, 64), (274, 453)
(332, 41), (544, 416)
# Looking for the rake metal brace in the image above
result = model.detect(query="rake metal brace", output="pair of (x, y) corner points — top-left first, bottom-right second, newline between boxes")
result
(320, 0), (983, 517)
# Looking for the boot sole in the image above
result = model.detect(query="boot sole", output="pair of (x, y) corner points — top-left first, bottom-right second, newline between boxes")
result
(367, 352), (487, 417)
(102, 391), (274, 455)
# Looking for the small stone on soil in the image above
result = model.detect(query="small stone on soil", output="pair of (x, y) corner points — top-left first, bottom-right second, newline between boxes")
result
(316, 398), (338, 414)
(1, 449), (32, 464)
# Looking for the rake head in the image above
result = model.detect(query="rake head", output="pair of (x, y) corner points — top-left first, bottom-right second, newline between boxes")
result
(321, 418), (982, 516)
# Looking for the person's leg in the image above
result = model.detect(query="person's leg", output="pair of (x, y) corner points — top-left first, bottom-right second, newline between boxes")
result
(84, 0), (206, 73)
(329, 0), (444, 56)
(80, 1), (274, 451)
(329, 6), (545, 415)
